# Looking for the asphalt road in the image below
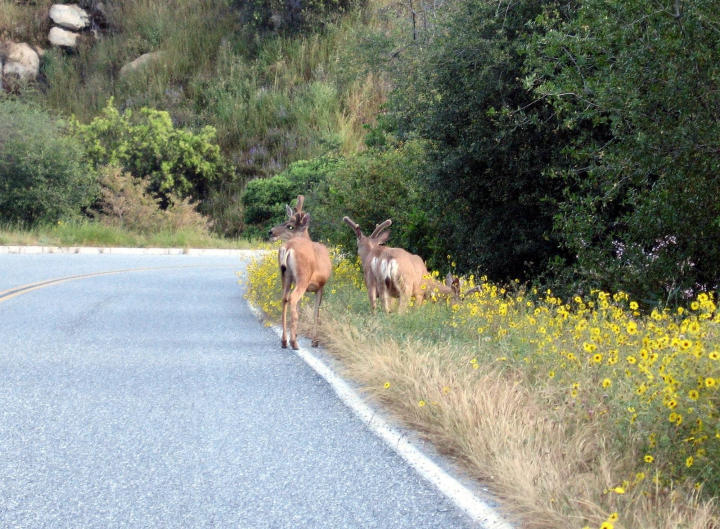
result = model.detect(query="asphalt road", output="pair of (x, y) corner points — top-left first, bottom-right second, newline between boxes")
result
(0, 252), (479, 529)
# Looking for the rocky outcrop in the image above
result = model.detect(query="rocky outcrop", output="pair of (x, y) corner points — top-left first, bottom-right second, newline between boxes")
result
(1, 3), (101, 91)
(47, 4), (92, 50)
(49, 4), (91, 31)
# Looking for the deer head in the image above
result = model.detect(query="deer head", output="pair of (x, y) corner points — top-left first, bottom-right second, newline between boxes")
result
(343, 216), (392, 262)
(270, 195), (310, 241)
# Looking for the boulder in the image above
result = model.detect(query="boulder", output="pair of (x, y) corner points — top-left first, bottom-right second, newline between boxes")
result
(119, 51), (165, 77)
(49, 26), (81, 48)
(2, 42), (40, 82)
(49, 4), (90, 31)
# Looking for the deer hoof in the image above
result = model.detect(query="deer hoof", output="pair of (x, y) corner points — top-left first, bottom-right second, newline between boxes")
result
(311, 339), (319, 347)
(281, 339), (288, 349)
(291, 340), (299, 350)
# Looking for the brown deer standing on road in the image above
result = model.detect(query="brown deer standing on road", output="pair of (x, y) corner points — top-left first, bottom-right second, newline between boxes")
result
(270, 196), (331, 349)
(343, 216), (456, 313)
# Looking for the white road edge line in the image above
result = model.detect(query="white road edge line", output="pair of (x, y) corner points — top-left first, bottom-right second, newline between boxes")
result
(246, 302), (513, 529)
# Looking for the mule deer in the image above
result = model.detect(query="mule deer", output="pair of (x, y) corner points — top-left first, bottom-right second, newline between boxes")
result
(269, 196), (331, 349)
(343, 216), (455, 312)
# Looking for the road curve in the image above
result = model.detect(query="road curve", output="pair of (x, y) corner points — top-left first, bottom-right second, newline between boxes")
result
(0, 252), (481, 529)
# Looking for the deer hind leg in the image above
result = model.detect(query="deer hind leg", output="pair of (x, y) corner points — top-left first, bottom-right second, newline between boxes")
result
(368, 287), (377, 312)
(288, 284), (307, 350)
(280, 289), (291, 349)
(367, 280), (378, 312)
(280, 267), (293, 349)
(311, 287), (324, 347)
(380, 279), (392, 313)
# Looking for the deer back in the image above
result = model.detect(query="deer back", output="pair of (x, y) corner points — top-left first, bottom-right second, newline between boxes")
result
(280, 223), (331, 292)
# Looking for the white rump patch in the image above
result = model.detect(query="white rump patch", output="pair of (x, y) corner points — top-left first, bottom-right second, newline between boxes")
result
(279, 247), (296, 275)
(381, 258), (398, 283)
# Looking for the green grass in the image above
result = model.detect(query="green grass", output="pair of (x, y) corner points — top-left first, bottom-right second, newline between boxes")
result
(0, 220), (256, 249)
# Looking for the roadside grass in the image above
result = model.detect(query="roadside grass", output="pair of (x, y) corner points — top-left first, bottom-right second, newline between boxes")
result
(244, 250), (720, 529)
(0, 220), (255, 249)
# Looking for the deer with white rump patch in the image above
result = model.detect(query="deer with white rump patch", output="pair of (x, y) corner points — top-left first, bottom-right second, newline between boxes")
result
(343, 216), (456, 313)
(269, 196), (331, 349)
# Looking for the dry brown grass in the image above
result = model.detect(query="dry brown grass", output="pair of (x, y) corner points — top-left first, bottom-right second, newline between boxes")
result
(93, 166), (211, 234)
(294, 307), (718, 529)
(0, 0), (53, 45)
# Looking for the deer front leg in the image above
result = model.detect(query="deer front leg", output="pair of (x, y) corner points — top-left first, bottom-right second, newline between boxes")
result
(311, 287), (324, 347)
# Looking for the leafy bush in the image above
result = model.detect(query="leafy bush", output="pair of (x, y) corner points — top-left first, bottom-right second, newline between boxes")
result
(241, 142), (434, 261)
(92, 165), (210, 234)
(241, 155), (341, 239)
(0, 99), (97, 225)
(309, 141), (435, 259)
(73, 98), (232, 207)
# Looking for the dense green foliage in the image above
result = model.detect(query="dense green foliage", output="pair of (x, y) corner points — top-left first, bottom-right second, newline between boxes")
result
(241, 155), (340, 239)
(389, 0), (573, 278)
(307, 140), (433, 255)
(0, 99), (97, 224)
(527, 0), (720, 304)
(384, 0), (720, 302)
(240, 141), (432, 254)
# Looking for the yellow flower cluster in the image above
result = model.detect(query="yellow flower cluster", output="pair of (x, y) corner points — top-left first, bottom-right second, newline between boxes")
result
(449, 279), (720, 493)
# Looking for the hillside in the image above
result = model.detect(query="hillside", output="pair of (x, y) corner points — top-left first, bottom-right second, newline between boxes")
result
(2, 0), (720, 303)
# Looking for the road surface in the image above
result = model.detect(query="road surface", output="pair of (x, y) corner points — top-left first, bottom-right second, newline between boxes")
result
(0, 251), (481, 529)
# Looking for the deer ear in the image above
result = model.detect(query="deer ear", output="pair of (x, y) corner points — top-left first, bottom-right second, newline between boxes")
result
(285, 204), (294, 218)
(299, 212), (310, 227)
(375, 230), (390, 245)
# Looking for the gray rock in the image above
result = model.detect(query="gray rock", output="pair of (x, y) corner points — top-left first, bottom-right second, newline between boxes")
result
(119, 51), (165, 77)
(49, 4), (90, 31)
(49, 26), (81, 48)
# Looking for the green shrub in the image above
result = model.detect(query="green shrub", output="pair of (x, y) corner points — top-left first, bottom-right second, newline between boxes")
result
(387, 0), (570, 284)
(73, 98), (232, 207)
(309, 140), (435, 259)
(0, 99), (97, 225)
(527, 0), (720, 305)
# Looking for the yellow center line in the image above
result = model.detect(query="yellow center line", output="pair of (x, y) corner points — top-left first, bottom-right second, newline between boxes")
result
(0, 265), (231, 304)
